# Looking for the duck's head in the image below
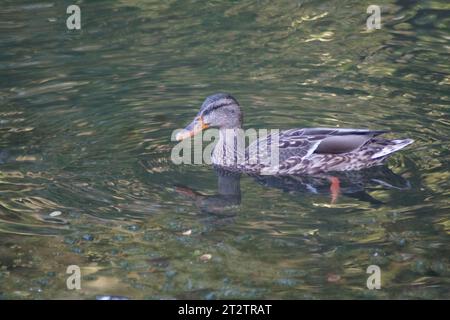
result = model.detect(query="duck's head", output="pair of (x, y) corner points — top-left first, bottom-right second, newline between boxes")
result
(176, 93), (242, 141)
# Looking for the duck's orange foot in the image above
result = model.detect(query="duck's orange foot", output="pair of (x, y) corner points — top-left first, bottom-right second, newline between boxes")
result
(329, 176), (340, 204)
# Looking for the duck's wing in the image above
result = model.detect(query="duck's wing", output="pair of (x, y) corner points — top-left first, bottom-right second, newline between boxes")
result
(245, 128), (387, 173)
(245, 130), (314, 171)
(245, 129), (322, 169)
(283, 128), (388, 155)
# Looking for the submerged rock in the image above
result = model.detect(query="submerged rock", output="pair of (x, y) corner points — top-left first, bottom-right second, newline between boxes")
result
(49, 211), (62, 217)
(82, 234), (94, 241)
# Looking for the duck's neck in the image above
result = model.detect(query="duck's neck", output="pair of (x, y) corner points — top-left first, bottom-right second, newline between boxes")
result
(212, 127), (245, 167)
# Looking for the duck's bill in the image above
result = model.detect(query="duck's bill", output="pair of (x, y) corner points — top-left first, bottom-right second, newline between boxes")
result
(176, 116), (209, 141)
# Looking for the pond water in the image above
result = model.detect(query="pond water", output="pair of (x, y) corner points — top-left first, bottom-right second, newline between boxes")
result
(0, 0), (449, 299)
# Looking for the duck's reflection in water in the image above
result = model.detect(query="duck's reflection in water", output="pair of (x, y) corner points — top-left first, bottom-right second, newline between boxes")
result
(176, 171), (242, 225)
(253, 166), (411, 205)
(176, 166), (411, 217)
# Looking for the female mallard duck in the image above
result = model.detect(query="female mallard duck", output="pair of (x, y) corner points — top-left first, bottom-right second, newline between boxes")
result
(176, 93), (414, 176)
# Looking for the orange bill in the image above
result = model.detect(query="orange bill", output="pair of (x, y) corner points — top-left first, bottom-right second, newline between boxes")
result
(176, 116), (209, 141)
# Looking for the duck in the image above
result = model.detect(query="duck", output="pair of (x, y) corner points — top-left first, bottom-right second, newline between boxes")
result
(176, 93), (414, 177)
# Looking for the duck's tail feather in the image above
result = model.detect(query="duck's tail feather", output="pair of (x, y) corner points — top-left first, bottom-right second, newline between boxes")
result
(371, 138), (414, 159)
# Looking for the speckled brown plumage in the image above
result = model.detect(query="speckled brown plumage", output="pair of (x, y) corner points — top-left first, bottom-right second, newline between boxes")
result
(233, 128), (414, 175)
